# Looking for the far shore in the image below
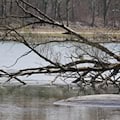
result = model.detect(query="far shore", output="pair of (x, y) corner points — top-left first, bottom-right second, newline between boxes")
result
(0, 26), (120, 43)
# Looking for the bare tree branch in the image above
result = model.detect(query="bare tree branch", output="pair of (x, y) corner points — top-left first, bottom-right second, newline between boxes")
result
(0, 0), (120, 91)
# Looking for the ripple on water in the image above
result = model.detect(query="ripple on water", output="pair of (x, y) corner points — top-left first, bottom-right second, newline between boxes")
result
(54, 94), (120, 107)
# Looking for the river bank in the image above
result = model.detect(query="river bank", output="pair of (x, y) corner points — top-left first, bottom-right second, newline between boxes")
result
(0, 26), (120, 43)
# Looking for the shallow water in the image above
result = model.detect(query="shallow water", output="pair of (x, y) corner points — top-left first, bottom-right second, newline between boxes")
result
(0, 86), (120, 120)
(0, 86), (118, 120)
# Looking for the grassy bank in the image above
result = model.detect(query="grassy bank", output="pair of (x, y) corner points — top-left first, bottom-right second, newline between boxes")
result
(0, 26), (120, 43)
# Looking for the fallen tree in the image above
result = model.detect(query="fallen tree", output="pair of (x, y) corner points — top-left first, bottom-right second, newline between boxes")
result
(0, 0), (120, 92)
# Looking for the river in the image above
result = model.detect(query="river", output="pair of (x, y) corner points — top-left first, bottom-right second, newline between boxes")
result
(0, 86), (120, 120)
(0, 41), (120, 120)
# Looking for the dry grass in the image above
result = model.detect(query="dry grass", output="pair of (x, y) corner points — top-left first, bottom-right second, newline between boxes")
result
(1, 26), (120, 43)
(19, 26), (120, 42)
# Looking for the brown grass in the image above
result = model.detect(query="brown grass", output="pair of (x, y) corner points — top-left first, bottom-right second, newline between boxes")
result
(1, 26), (120, 43)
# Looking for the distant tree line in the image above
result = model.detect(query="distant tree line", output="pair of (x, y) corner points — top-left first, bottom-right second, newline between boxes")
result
(0, 0), (120, 27)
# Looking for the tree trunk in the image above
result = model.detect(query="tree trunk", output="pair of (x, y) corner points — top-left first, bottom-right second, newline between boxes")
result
(91, 0), (96, 27)
(66, 0), (70, 26)
(9, 0), (13, 14)
(103, 0), (111, 27)
(71, 0), (75, 22)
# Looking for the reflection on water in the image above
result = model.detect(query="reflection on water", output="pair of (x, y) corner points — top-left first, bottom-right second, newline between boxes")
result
(0, 86), (120, 120)
(1, 104), (120, 120)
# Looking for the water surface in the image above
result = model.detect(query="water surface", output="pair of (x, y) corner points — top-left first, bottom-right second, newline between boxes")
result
(0, 86), (120, 120)
(0, 41), (120, 120)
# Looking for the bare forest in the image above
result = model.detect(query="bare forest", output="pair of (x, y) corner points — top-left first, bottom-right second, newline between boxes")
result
(0, 0), (120, 27)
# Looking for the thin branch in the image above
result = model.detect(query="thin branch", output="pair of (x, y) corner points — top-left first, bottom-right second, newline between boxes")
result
(0, 69), (26, 85)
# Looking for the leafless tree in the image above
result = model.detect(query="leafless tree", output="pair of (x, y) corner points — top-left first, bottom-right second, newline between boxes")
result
(65, 0), (70, 26)
(90, 0), (96, 26)
(0, 0), (120, 27)
(102, 0), (112, 26)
